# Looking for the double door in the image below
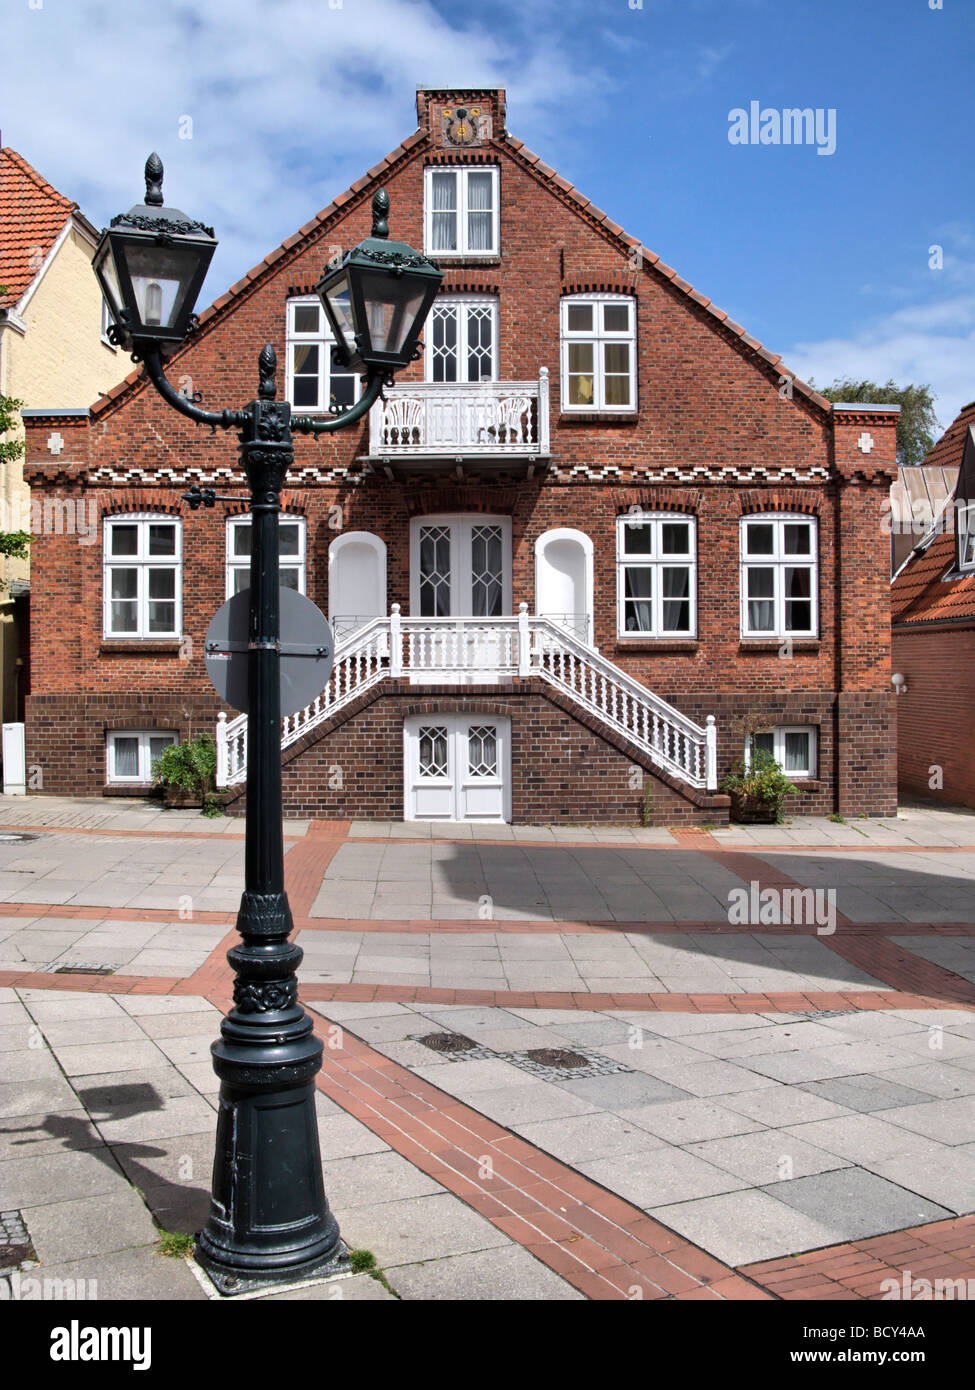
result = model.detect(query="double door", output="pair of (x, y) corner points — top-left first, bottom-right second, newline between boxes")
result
(404, 715), (510, 823)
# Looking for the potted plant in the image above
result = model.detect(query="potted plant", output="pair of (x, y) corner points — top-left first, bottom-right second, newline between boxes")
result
(719, 748), (800, 824)
(151, 733), (221, 815)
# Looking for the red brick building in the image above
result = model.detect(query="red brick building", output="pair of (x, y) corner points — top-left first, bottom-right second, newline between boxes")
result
(21, 88), (898, 825)
(891, 402), (975, 809)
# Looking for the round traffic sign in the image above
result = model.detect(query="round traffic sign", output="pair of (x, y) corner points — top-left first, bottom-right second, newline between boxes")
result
(204, 587), (334, 717)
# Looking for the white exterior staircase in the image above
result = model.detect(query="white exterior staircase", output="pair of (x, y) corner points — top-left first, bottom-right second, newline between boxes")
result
(216, 603), (718, 795)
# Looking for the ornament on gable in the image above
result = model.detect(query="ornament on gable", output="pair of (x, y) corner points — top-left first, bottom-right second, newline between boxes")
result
(857, 431), (874, 454)
(47, 432), (65, 456)
(441, 105), (491, 147)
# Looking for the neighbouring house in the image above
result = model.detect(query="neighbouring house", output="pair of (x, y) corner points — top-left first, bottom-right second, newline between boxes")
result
(891, 401), (975, 809)
(0, 145), (132, 725)
(889, 461), (959, 577)
(20, 88), (898, 825)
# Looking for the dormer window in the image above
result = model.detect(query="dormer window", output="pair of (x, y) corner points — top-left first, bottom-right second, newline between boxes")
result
(424, 167), (499, 257)
(958, 501), (975, 571)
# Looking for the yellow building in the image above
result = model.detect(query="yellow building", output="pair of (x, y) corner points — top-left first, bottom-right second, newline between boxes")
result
(0, 146), (132, 721)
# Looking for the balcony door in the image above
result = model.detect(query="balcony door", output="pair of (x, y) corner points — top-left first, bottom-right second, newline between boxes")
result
(426, 297), (498, 383)
(409, 515), (512, 682)
(411, 515), (511, 618)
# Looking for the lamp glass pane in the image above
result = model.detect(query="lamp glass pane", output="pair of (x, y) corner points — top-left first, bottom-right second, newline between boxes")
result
(95, 243), (123, 319)
(324, 275), (356, 354)
(358, 269), (425, 357)
(121, 241), (202, 331)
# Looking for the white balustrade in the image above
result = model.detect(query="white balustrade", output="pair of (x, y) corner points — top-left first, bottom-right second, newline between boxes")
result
(368, 371), (550, 458)
(216, 604), (717, 793)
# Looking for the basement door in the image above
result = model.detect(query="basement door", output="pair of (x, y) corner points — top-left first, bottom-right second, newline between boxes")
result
(404, 715), (511, 823)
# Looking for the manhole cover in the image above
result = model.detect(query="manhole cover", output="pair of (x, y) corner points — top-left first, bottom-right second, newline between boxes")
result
(525, 1047), (589, 1069)
(416, 1032), (479, 1053)
(0, 1244), (30, 1269)
(0, 832), (40, 843)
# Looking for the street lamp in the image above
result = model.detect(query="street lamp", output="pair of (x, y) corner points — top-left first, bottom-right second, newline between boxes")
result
(96, 154), (442, 1293)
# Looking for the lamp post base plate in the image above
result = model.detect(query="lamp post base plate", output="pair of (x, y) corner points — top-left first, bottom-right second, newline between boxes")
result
(192, 1238), (351, 1297)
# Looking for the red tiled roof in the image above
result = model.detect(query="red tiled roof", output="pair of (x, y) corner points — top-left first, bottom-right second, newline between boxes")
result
(892, 402), (975, 625)
(89, 110), (832, 420)
(0, 147), (78, 308)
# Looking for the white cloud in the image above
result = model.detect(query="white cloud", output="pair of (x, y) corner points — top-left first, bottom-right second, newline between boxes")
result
(3, 0), (607, 304)
(786, 290), (975, 434)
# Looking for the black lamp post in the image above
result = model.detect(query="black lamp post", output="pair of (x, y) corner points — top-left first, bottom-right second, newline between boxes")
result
(96, 154), (442, 1293)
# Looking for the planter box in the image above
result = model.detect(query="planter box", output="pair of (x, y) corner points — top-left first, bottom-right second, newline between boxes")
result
(728, 791), (778, 824)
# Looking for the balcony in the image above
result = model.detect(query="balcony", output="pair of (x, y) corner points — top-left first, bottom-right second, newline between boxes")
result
(363, 370), (550, 475)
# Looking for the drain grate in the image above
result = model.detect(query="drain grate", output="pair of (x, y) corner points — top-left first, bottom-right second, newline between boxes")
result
(411, 1032), (495, 1060)
(497, 1047), (634, 1081)
(525, 1047), (589, 1069)
(49, 964), (116, 976)
(785, 1010), (856, 1020)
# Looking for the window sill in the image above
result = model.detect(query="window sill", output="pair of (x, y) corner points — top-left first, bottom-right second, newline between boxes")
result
(425, 254), (501, 266)
(615, 638), (699, 653)
(558, 412), (638, 426)
(738, 639), (821, 653)
(100, 640), (183, 656)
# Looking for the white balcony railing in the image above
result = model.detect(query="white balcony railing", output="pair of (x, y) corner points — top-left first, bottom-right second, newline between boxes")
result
(367, 370), (550, 459)
(216, 603), (718, 796)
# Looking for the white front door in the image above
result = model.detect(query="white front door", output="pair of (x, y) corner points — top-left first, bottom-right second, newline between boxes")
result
(404, 715), (510, 823)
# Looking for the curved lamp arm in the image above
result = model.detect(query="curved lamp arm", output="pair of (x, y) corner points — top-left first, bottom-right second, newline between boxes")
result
(291, 370), (386, 436)
(142, 349), (243, 431)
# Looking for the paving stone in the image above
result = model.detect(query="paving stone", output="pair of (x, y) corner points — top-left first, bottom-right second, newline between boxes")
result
(873, 1098), (975, 1146)
(24, 1188), (159, 1263)
(866, 1142), (975, 1214)
(761, 1167), (951, 1239)
(784, 1114), (937, 1165)
(555, 1069), (689, 1109)
(319, 1151), (443, 1209)
(1, 1147), (130, 1206)
(579, 1145), (747, 1207)
(515, 1111), (669, 1163)
(621, 1097), (767, 1145)
(648, 1188), (843, 1266)
(799, 1074), (936, 1114)
(339, 1191), (511, 1267)
(687, 1129), (852, 1185)
(470, 1082), (598, 1126)
(390, 1244), (584, 1300)
(15, 1245), (207, 1300)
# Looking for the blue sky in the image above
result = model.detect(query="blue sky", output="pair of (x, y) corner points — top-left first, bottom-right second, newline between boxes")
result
(4, 0), (974, 428)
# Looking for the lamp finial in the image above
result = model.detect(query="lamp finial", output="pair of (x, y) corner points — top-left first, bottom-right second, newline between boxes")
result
(371, 188), (390, 239)
(258, 344), (277, 399)
(144, 153), (164, 207)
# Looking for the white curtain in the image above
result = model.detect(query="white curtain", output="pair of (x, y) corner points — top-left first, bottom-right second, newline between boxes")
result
(431, 172), (457, 252)
(466, 172), (493, 252)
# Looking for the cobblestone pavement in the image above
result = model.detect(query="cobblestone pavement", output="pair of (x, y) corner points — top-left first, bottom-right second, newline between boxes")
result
(2, 796), (975, 1300)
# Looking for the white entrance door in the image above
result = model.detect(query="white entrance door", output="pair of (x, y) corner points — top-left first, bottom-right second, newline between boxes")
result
(404, 715), (510, 823)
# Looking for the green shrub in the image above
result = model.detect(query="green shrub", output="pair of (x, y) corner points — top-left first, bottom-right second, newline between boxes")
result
(151, 733), (218, 804)
(719, 748), (800, 823)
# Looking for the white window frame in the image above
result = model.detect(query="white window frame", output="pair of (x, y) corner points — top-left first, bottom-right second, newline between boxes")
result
(106, 730), (177, 785)
(103, 514), (182, 639)
(958, 501), (975, 572)
(425, 296), (499, 383)
(225, 515), (306, 598)
(285, 296), (362, 414)
(560, 293), (637, 413)
(745, 725), (817, 780)
(423, 166), (500, 258)
(616, 513), (697, 637)
(740, 513), (819, 639)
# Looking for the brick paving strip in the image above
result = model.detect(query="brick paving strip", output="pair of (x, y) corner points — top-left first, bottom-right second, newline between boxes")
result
(740, 1217), (975, 1299)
